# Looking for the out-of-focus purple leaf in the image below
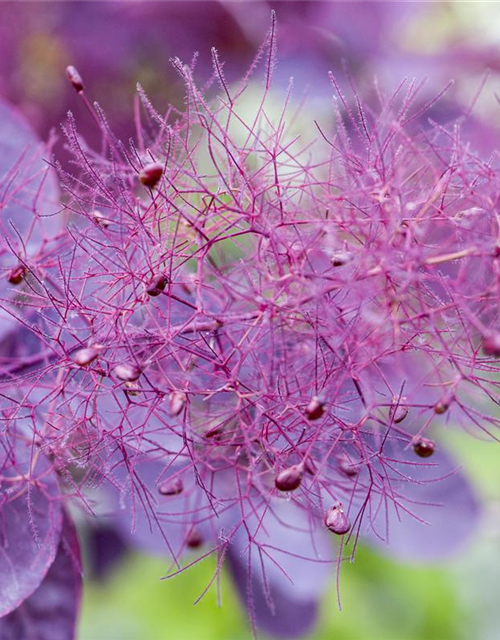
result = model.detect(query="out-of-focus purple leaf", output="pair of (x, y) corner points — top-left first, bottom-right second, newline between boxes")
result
(0, 97), (60, 340)
(0, 97), (59, 258)
(86, 523), (128, 582)
(0, 442), (62, 616)
(104, 452), (196, 561)
(0, 511), (82, 640)
(362, 437), (481, 562)
(225, 500), (333, 638)
(226, 551), (318, 640)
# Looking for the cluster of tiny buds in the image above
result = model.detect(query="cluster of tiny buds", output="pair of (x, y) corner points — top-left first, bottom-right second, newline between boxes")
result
(46, 49), (500, 592)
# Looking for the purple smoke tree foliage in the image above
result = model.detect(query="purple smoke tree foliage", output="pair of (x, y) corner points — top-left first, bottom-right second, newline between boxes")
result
(1, 12), (499, 639)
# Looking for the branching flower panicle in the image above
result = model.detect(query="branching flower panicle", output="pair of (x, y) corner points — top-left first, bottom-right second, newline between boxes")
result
(0, 15), (496, 638)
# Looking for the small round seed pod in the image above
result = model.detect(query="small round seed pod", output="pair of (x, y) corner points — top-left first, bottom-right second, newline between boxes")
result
(169, 391), (187, 417)
(114, 363), (142, 382)
(330, 251), (353, 267)
(304, 457), (318, 476)
(92, 210), (112, 227)
(204, 423), (224, 439)
(139, 162), (163, 189)
(74, 345), (103, 367)
(66, 65), (84, 93)
(483, 332), (500, 358)
(186, 528), (203, 549)
(305, 396), (325, 421)
(434, 400), (449, 415)
(158, 477), (183, 496)
(145, 273), (168, 297)
(275, 464), (304, 492)
(124, 381), (141, 396)
(392, 407), (409, 423)
(413, 437), (436, 458)
(337, 455), (358, 477)
(8, 264), (26, 285)
(325, 503), (350, 535)
(389, 397), (409, 424)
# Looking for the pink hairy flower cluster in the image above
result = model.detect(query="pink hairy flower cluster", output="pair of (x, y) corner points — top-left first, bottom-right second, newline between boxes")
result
(0, 15), (496, 639)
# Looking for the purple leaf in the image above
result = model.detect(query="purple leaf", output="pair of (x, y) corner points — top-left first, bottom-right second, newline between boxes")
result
(0, 443), (63, 616)
(225, 501), (333, 638)
(0, 511), (82, 640)
(104, 452), (196, 561)
(361, 438), (481, 562)
(0, 97), (60, 340)
(86, 523), (128, 582)
(0, 97), (59, 241)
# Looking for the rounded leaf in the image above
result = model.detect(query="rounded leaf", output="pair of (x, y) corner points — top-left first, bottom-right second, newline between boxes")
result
(0, 443), (63, 616)
(0, 511), (82, 640)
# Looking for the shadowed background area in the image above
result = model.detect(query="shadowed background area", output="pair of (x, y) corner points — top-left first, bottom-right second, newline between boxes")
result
(2, 1), (500, 143)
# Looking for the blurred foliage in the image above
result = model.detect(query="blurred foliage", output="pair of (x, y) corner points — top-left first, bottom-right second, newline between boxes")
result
(77, 540), (465, 640)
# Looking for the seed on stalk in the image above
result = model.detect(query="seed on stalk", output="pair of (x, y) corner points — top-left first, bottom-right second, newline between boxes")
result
(74, 344), (104, 367)
(204, 423), (224, 439)
(412, 437), (435, 458)
(275, 464), (304, 492)
(434, 400), (449, 415)
(169, 391), (187, 416)
(145, 273), (168, 297)
(325, 503), (350, 535)
(337, 454), (358, 477)
(186, 528), (203, 549)
(92, 210), (112, 227)
(139, 162), (163, 189)
(482, 332), (500, 358)
(304, 457), (318, 476)
(124, 381), (140, 396)
(158, 477), (183, 496)
(305, 396), (325, 421)
(330, 251), (353, 267)
(389, 397), (409, 424)
(7, 264), (26, 285)
(66, 65), (84, 93)
(114, 363), (142, 382)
